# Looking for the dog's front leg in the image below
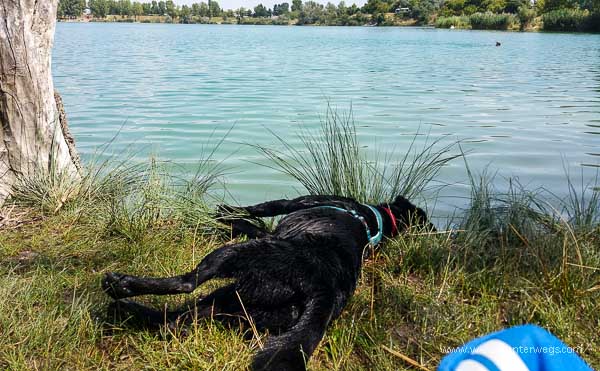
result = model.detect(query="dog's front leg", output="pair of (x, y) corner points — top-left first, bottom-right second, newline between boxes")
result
(102, 271), (199, 299)
(216, 205), (269, 239)
(236, 195), (340, 218)
(107, 299), (185, 330)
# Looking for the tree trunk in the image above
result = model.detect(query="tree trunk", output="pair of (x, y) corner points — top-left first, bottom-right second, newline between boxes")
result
(0, 0), (79, 205)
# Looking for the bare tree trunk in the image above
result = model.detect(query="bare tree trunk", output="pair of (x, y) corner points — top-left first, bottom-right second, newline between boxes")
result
(0, 0), (79, 205)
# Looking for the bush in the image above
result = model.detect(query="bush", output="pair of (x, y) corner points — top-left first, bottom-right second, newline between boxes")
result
(542, 8), (590, 31)
(238, 17), (290, 25)
(518, 6), (536, 29)
(469, 12), (518, 30)
(435, 15), (471, 28)
(588, 12), (600, 32)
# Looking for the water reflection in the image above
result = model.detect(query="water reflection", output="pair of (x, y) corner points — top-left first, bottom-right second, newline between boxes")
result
(52, 24), (600, 211)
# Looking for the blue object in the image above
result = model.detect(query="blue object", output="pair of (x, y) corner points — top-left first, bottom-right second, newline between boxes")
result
(438, 325), (594, 371)
(316, 205), (383, 246)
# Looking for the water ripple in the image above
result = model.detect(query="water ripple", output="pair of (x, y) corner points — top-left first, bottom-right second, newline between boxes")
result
(52, 24), (600, 209)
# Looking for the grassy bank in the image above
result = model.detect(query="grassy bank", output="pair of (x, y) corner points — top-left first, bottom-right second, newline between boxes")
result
(435, 9), (599, 31)
(435, 12), (524, 30)
(1, 117), (599, 369)
(72, 11), (600, 32)
(542, 9), (600, 32)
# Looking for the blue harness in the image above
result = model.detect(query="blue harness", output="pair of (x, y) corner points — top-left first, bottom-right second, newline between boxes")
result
(317, 204), (383, 246)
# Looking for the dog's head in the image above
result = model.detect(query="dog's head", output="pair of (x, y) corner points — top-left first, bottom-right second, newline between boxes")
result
(387, 195), (436, 233)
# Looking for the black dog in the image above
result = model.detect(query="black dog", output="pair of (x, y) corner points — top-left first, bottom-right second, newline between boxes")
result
(102, 194), (434, 370)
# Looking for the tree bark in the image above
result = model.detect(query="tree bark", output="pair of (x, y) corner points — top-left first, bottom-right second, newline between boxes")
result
(0, 0), (79, 205)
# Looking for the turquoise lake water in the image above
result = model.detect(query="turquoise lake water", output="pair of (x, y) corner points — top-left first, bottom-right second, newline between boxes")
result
(52, 23), (600, 217)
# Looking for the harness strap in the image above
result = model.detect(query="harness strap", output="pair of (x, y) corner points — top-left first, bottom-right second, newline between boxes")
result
(316, 204), (384, 246)
(364, 205), (383, 245)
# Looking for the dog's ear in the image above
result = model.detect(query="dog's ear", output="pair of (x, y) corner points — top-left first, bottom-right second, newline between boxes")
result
(392, 195), (413, 208)
(390, 196), (436, 232)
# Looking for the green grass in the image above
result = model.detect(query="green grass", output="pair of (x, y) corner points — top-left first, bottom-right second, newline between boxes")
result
(435, 13), (519, 30)
(1, 116), (599, 370)
(1, 179), (598, 369)
(469, 12), (518, 30)
(435, 15), (471, 28)
(542, 9), (596, 32)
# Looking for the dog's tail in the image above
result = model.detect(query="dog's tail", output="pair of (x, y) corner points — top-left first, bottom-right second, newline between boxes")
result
(251, 295), (335, 371)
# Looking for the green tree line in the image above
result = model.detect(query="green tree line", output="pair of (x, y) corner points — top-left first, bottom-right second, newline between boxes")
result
(58, 0), (599, 30)
(58, 0), (435, 24)
(59, 0), (223, 19)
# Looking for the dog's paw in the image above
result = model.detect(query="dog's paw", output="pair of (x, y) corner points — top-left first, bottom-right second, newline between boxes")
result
(102, 272), (135, 299)
(215, 204), (245, 220)
(106, 299), (150, 326)
(251, 348), (307, 371)
(106, 299), (133, 320)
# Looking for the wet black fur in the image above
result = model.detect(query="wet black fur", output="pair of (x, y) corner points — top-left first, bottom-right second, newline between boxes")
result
(102, 195), (434, 370)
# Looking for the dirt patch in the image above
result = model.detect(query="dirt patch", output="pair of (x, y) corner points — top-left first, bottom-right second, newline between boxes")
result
(1, 250), (43, 273)
(0, 205), (42, 230)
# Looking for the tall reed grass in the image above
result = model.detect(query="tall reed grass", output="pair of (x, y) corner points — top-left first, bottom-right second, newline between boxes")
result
(542, 8), (597, 32)
(435, 15), (471, 28)
(8, 141), (229, 242)
(469, 12), (518, 30)
(254, 106), (460, 204)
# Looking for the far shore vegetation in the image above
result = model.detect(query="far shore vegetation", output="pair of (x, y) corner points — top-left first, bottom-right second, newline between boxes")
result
(58, 0), (600, 32)
(1, 112), (599, 369)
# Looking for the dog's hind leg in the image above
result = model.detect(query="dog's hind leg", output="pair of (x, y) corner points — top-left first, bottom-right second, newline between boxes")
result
(108, 284), (244, 331)
(107, 299), (185, 330)
(102, 242), (250, 300)
(251, 294), (335, 371)
(172, 284), (244, 325)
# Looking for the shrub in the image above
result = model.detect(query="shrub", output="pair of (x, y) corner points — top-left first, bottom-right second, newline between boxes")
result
(542, 8), (590, 31)
(469, 12), (518, 30)
(435, 15), (471, 28)
(238, 17), (290, 25)
(518, 6), (537, 29)
(585, 12), (600, 32)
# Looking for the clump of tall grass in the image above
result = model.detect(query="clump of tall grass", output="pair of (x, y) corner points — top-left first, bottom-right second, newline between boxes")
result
(255, 107), (459, 204)
(435, 15), (471, 28)
(469, 12), (518, 30)
(9, 142), (229, 242)
(542, 8), (592, 31)
(550, 169), (600, 233)
(9, 138), (147, 215)
(168, 137), (233, 234)
(98, 158), (170, 241)
(94, 155), (231, 242)
(451, 163), (600, 302)
(10, 162), (83, 214)
(458, 171), (554, 265)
